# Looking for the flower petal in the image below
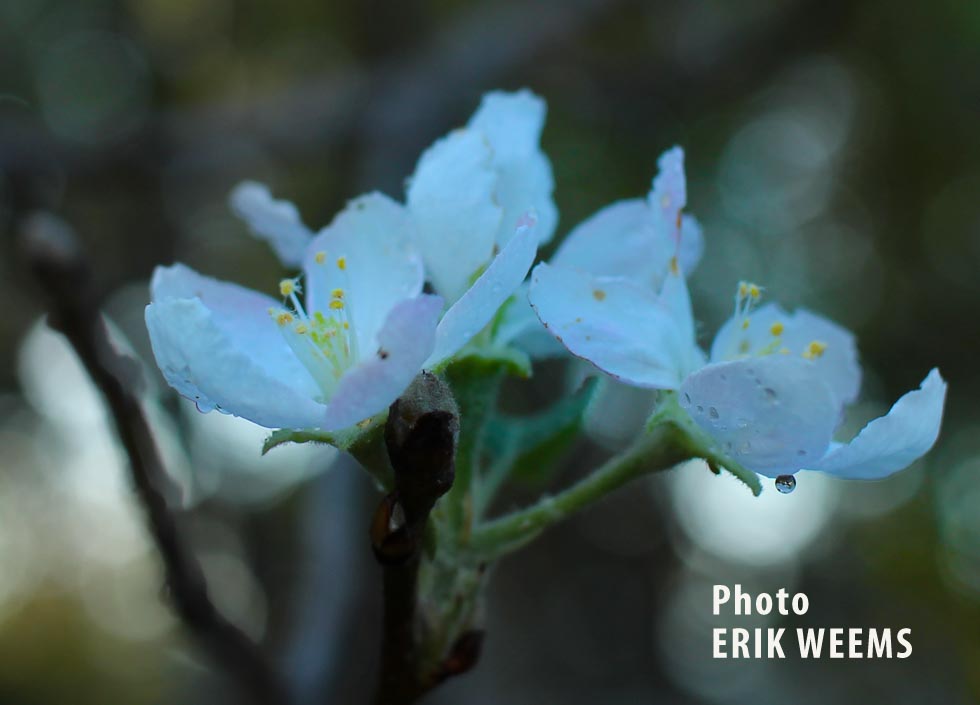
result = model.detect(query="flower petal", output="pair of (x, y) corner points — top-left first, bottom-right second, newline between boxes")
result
(321, 295), (443, 431)
(678, 356), (840, 477)
(528, 262), (689, 389)
(146, 297), (325, 430)
(151, 264), (313, 385)
(659, 269), (707, 380)
(494, 286), (566, 358)
(406, 129), (501, 302)
(710, 303), (861, 405)
(649, 146), (686, 232)
(427, 215), (539, 367)
(812, 369), (947, 480)
(468, 89), (557, 247)
(553, 200), (703, 292)
(230, 181), (313, 268)
(303, 192), (424, 353)
(678, 214), (705, 275)
(554, 199), (666, 281)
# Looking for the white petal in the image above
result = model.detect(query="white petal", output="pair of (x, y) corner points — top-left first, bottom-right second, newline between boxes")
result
(528, 262), (689, 389)
(553, 200), (703, 291)
(658, 268), (702, 376)
(468, 89), (546, 162)
(678, 214), (704, 275)
(146, 297), (324, 430)
(230, 181), (313, 268)
(426, 215), (538, 367)
(150, 264), (313, 386)
(303, 192), (424, 353)
(468, 89), (557, 248)
(321, 295), (443, 431)
(492, 155), (558, 249)
(554, 199), (669, 284)
(495, 287), (566, 358)
(678, 356), (840, 477)
(812, 369), (947, 480)
(407, 129), (501, 302)
(648, 146), (687, 230)
(711, 303), (861, 405)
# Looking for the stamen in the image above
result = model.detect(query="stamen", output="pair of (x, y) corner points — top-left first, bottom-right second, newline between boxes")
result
(802, 340), (828, 360)
(270, 255), (363, 401)
(770, 322), (784, 337)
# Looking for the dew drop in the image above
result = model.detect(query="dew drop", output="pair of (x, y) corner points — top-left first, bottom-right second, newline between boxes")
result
(696, 405), (704, 414)
(775, 475), (796, 494)
(684, 393), (691, 404)
(764, 387), (777, 401)
(708, 406), (719, 420)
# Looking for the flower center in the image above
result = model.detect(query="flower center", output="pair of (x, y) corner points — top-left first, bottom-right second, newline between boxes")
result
(270, 253), (359, 401)
(724, 281), (827, 361)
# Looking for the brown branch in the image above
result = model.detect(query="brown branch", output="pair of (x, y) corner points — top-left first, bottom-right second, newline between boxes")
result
(370, 373), (460, 705)
(19, 212), (289, 705)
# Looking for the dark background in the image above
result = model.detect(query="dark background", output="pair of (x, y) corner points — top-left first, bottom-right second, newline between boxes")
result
(1, 0), (979, 703)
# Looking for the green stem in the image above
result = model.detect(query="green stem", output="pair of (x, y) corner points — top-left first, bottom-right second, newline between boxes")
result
(467, 421), (688, 562)
(466, 392), (763, 562)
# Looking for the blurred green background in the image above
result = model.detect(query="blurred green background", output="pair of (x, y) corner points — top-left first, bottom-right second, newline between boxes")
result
(1, 0), (979, 703)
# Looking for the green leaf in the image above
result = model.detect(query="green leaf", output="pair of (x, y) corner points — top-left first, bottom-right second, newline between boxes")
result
(437, 344), (532, 379)
(486, 376), (598, 483)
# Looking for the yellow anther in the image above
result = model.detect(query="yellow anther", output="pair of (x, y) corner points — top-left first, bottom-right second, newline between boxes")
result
(770, 322), (784, 336)
(741, 319), (750, 330)
(295, 324), (308, 334)
(802, 340), (828, 360)
(279, 279), (296, 297)
(739, 282), (748, 298)
(343, 322), (350, 329)
(331, 288), (344, 299)
(738, 340), (751, 354)
(669, 256), (679, 275)
(329, 300), (344, 310)
(749, 284), (760, 299)
(315, 251), (326, 264)
(276, 312), (294, 326)
(336, 256), (347, 270)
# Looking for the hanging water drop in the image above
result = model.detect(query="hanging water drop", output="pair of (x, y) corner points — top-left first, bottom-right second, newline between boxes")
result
(775, 475), (796, 494)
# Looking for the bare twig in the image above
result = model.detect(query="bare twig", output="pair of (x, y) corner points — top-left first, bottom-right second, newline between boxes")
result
(19, 212), (289, 705)
(370, 373), (460, 705)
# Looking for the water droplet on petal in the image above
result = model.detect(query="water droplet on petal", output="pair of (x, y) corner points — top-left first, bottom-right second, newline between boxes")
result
(775, 475), (796, 494)
(764, 387), (778, 401)
(696, 405), (704, 414)
(683, 393), (691, 404)
(708, 406), (719, 419)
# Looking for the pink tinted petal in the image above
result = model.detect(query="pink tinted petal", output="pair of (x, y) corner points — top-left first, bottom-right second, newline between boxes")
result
(321, 295), (443, 431)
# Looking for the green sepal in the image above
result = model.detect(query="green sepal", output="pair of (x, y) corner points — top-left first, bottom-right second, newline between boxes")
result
(648, 394), (763, 496)
(263, 415), (392, 489)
